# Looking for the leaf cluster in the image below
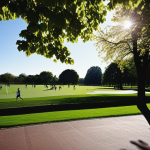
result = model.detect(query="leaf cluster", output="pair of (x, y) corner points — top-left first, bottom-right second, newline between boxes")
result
(95, 1), (150, 71)
(0, 0), (109, 64)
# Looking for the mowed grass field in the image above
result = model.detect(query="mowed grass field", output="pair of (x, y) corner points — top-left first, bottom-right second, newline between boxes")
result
(0, 84), (119, 99)
(0, 84), (144, 109)
(0, 84), (150, 128)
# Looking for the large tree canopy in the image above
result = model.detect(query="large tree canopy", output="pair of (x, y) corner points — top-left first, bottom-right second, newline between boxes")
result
(39, 71), (53, 84)
(102, 61), (137, 89)
(0, 73), (15, 83)
(84, 66), (102, 85)
(0, 0), (140, 64)
(102, 63), (123, 89)
(95, 1), (150, 125)
(59, 69), (79, 84)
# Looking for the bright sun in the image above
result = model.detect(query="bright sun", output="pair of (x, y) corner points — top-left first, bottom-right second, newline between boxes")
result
(123, 20), (132, 29)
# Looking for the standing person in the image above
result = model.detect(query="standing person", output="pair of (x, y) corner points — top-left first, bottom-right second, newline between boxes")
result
(25, 84), (27, 88)
(74, 85), (76, 90)
(55, 86), (57, 91)
(59, 85), (61, 90)
(16, 88), (23, 101)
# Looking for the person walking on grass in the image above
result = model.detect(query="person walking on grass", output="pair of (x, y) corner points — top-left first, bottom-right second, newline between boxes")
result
(16, 88), (23, 101)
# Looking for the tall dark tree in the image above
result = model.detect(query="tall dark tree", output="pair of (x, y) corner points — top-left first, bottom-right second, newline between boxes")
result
(102, 60), (138, 88)
(59, 69), (79, 85)
(84, 66), (102, 85)
(102, 63), (124, 89)
(39, 71), (53, 84)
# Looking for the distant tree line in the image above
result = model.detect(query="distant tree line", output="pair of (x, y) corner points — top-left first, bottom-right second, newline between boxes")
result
(102, 58), (150, 89)
(102, 60), (137, 89)
(2, 62), (148, 87)
(0, 69), (80, 85)
(0, 67), (103, 85)
(0, 71), (58, 85)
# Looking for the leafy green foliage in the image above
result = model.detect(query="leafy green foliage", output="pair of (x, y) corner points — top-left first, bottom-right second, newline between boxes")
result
(0, 0), (141, 64)
(59, 69), (79, 84)
(95, 3), (150, 71)
(52, 75), (58, 84)
(39, 71), (53, 84)
(84, 66), (102, 85)
(123, 57), (137, 86)
(102, 62), (137, 89)
(95, 2), (150, 124)
(0, 73), (15, 83)
(0, 0), (110, 64)
(102, 63), (124, 88)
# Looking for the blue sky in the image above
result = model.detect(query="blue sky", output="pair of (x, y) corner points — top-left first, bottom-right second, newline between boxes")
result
(0, 9), (114, 78)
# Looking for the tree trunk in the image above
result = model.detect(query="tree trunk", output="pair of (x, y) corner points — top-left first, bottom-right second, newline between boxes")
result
(133, 38), (150, 125)
(119, 73), (123, 90)
(136, 71), (150, 125)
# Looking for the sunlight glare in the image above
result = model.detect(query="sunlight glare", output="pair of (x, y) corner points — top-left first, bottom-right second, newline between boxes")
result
(123, 20), (132, 29)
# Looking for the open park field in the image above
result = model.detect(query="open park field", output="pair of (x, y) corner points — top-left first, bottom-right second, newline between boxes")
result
(0, 84), (125, 99)
(0, 84), (150, 128)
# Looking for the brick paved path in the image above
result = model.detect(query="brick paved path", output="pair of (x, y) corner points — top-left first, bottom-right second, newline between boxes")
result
(0, 115), (150, 150)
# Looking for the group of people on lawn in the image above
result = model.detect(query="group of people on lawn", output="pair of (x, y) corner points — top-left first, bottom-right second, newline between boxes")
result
(16, 84), (76, 101)
(45, 84), (76, 90)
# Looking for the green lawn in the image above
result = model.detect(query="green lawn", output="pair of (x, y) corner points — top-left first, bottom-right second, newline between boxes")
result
(0, 84), (149, 128)
(1, 104), (150, 128)
(0, 84), (121, 99)
(0, 84), (150, 109)
(1, 94), (150, 109)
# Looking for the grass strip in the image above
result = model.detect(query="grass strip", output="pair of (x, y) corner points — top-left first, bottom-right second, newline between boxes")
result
(1, 94), (150, 109)
(0, 94), (146, 109)
(1, 104), (150, 128)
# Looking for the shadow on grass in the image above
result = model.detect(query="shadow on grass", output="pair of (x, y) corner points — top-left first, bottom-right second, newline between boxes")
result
(43, 88), (54, 91)
(1, 94), (150, 116)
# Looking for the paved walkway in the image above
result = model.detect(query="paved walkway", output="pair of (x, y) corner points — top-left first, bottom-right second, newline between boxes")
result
(0, 115), (150, 150)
